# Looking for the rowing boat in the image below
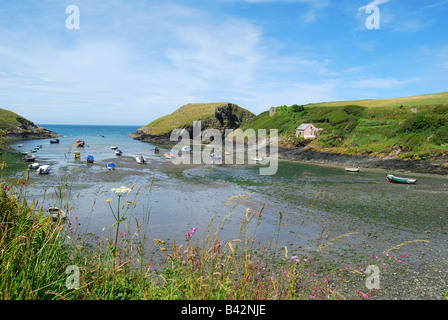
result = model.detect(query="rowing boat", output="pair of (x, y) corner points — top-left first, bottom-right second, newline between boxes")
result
(386, 174), (417, 184)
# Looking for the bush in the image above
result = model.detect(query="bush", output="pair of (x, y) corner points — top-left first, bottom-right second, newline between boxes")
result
(343, 105), (366, 117)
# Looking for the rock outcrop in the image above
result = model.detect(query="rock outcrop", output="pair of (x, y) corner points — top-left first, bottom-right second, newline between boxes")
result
(0, 108), (61, 140)
(130, 102), (255, 144)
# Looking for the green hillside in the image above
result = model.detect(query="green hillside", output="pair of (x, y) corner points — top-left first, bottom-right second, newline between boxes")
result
(240, 92), (448, 160)
(132, 102), (255, 137)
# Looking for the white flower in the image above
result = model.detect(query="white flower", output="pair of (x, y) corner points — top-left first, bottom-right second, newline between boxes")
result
(111, 186), (132, 196)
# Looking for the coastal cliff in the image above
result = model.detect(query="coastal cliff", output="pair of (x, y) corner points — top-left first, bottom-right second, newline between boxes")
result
(0, 108), (61, 140)
(130, 102), (255, 144)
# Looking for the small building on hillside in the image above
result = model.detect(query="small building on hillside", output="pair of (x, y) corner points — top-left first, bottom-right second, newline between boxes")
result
(296, 123), (319, 139)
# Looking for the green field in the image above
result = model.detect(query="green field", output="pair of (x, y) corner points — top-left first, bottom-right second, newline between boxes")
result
(241, 92), (448, 160)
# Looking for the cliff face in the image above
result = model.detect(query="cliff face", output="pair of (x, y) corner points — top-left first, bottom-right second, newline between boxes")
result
(0, 108), (61, 140)
(130, 102), (255, 143)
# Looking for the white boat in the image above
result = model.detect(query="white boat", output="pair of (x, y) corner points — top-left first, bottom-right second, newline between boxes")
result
(181, 146), (191, 152)
(28, 162), (40, 169)
(345, 167), (359, 172)
(37, 165), (51, 175)
(252, 157), (263, 162)
(107, 162), (116, 170)
(135, 155), (145, 164)
(111, 145), (118, 150)
(47, 207), (67, 221)
(17, 144), (23, 148)
(210, 153), (221, 161)
(115, 149), (122, 156)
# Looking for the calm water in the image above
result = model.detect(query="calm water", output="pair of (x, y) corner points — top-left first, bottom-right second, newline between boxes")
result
(8, 124), (448, 267)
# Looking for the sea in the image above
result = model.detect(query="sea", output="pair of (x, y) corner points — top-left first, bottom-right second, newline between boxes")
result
(7, 124), (448, 269)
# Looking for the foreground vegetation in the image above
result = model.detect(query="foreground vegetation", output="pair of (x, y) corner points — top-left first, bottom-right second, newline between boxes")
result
(241, 92), (448, 161)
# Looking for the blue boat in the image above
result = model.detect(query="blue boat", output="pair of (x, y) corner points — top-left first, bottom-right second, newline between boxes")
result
(107, 162), (116, 170)
(115, 149), (122, 156)
(87, 155), (94, 163)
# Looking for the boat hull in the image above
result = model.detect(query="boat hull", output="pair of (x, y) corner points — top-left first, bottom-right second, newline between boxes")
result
(386, 174), (417, 184)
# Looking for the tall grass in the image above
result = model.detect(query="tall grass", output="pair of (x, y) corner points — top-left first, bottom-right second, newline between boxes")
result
(1, 171), (430, 300)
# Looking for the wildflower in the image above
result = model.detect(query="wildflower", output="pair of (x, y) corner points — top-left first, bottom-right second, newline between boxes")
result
(397, 259), (402, 263)
(104, 198), (112, 203)
(111, 186), (132, 196)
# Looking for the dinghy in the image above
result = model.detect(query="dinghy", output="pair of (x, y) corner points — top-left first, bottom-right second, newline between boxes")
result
(17, 144), (23, 148)
(110, 145), (118, 150)
(86, 155), (94, 163)
(50, 138), (60, 144)
(107, 162), (116, 170)
(135, 155), (145, 164)
(386, 174), (417, 184)
(164, 150), (175, 159)
(37, 165), (51, 175)
(181, 146), (191, 152)
(47, 207), (66, 221)
(23, 154), (36, 162)
(345, 167), (359, 172)
(28, 162), (40, 169)
(76, 139), (85, 147)
(115, 149), (122, 156)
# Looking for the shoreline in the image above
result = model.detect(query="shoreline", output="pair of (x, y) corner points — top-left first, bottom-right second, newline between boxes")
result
(129, 134), (448, 176)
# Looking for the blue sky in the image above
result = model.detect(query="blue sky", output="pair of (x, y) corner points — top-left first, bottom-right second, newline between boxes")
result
(0, 0), (447, 125)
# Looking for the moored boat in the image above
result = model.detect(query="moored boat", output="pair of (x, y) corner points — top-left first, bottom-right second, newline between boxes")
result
(50, 138), (60, 144)
(345, 167), (359, 172)
(115, 149), (122, 156)
(76, 139), (85, 147)
(111, 145), (118, 150)
(37, 165), (51, 175)
(86, 155), (94, 163)
(386, 174), (417, 184)
(47, 207), (67, 221)
(107, 162), (116, 170)
(135, 155), (145, 164)
(23, 154), (36, 162)
(28, 162), (40, 169)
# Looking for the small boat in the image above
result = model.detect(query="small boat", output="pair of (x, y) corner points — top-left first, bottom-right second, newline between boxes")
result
(30, 149), (37, 153)
(135, 155), (145, 164)
(50, 138), (60, 144)
(210, 153), (221, 161)
(111, 145), (118, 150)
(33, 147), (40, 151)
(76, 139), (85, 147)
(86, 155), (94, 163)
(23, 154), (36, 162)
(252, 157), (263, 162)
(181, 146), (191, 152)
(107, 162), (116, 170)
(17, 144), (23, 148)
(74, 151), (81, 160)
(386, 174), (417, 184)
(345, 167), (359, 172)
(20, 151), (28, 155)
(164, 150), (175, 159)
(37, 145), (42, 148)
(47, 207), (66, 221)
(154, 147), (159, 153)
(37, 165), (51, 175)
(28, 162), (40, 169)
(115, 149), (122, 156)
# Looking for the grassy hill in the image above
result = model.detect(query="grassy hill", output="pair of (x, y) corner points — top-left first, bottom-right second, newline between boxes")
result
(131, 102), (255, 138)
(240, 92), (448, 161)
(0, 107), (60, 139)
